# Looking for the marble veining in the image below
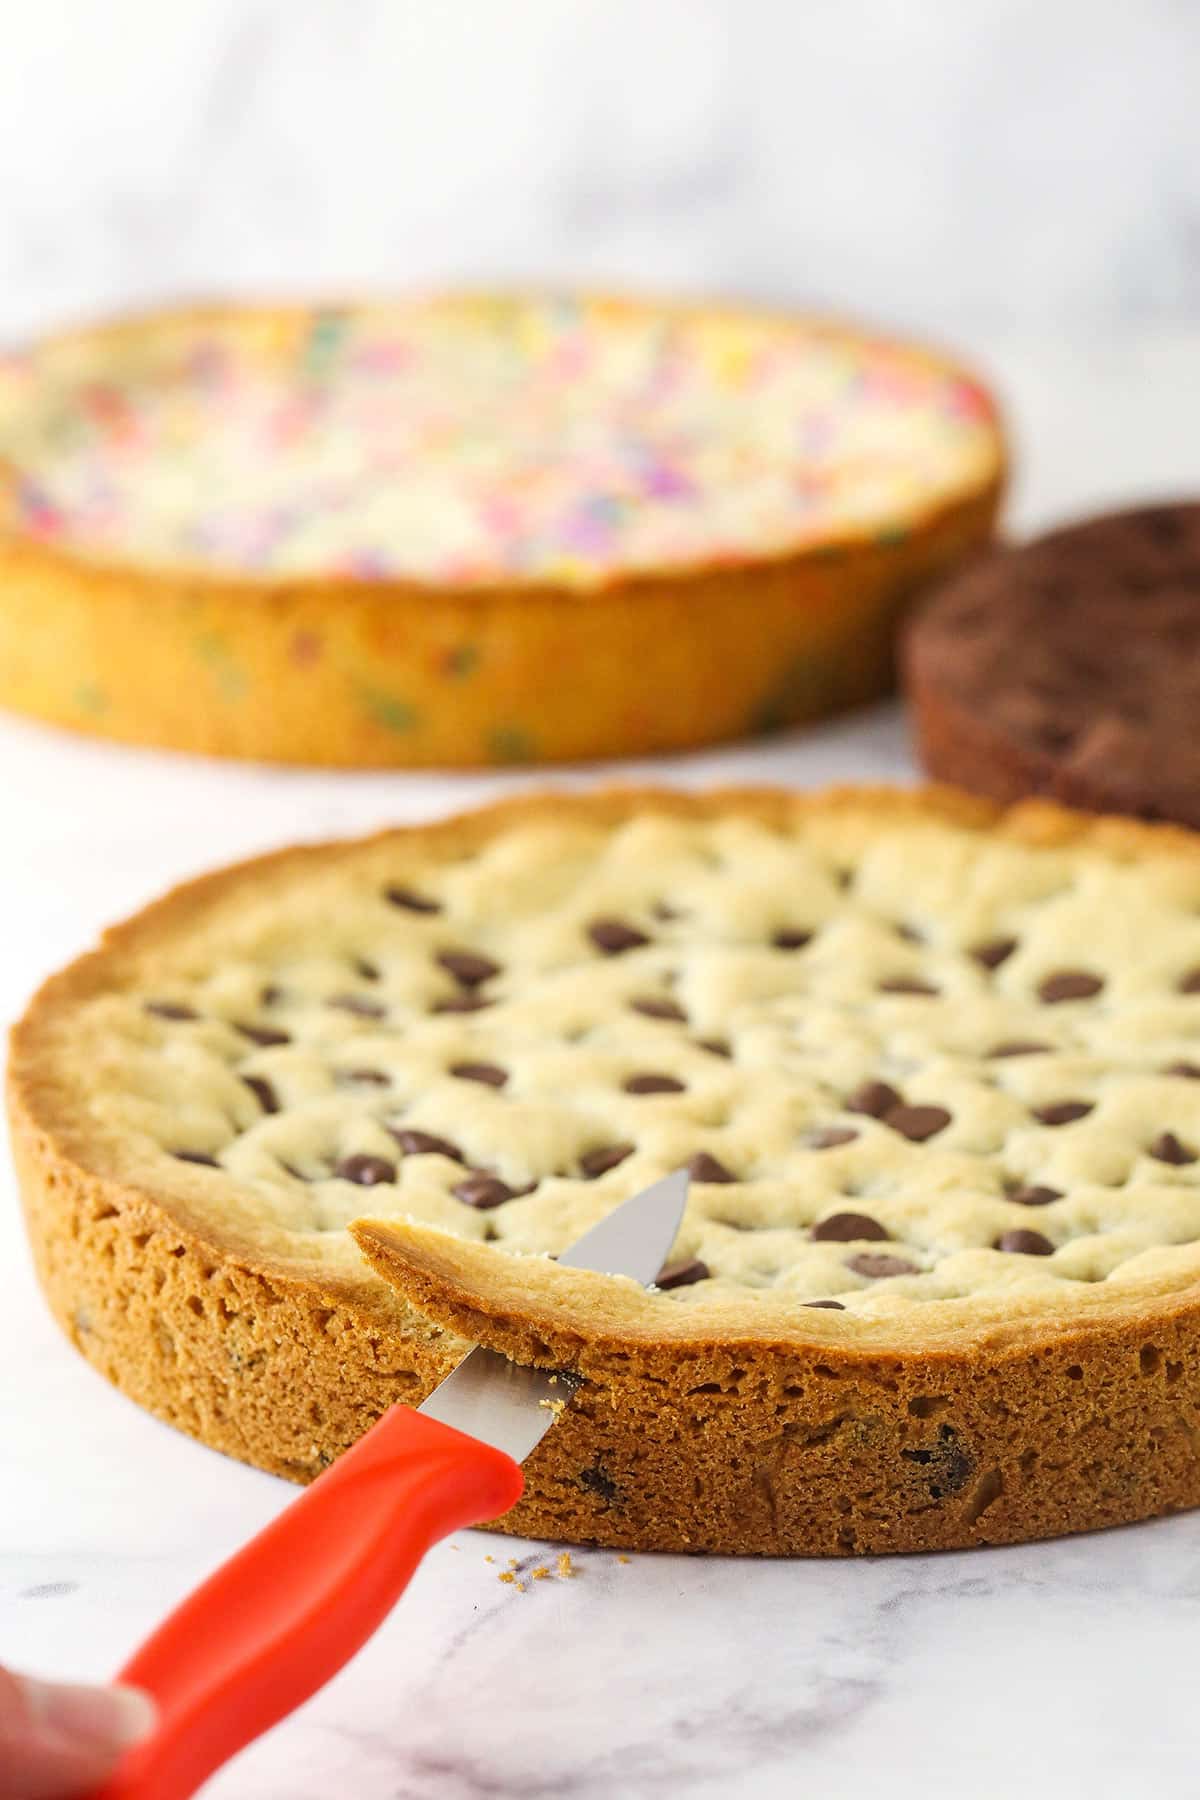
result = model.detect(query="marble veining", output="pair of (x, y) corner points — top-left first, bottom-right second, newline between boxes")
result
(0, 1), (1199, 343)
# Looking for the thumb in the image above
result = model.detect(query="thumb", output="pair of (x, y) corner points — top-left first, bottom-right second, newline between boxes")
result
(0, 1666), (156, 1799)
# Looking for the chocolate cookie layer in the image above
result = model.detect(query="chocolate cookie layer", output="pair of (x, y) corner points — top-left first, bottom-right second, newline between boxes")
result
(905, 502), (1200, 827)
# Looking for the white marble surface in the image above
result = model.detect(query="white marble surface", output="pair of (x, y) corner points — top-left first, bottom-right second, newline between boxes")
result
(1, 4), (1199, 1775)
(0, 0), (1198, 343)
(3, 313), (1200, 1795)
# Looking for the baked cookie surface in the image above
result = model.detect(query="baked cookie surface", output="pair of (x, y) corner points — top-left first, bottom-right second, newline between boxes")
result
(907, 501), (1200, 827)
(5, 296), (999, 585)
(0, 297), (1003, 765)
(15, 786), (1200, 1553)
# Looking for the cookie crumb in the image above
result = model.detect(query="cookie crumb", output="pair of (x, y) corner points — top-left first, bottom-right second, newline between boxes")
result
(532, 1565), (550, 1580)
(556, 1551), (576, 1579)
(617, 1554), (631, 1564)
(498, 1570), (516, 1584)
(483, 1554), (494, 1564)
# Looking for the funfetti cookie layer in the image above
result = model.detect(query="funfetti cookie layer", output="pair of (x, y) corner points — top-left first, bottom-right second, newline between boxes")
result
(0, 297), (1003, 765)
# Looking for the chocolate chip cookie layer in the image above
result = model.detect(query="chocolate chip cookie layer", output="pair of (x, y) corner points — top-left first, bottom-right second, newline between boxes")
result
(906, 502), (1200, 827)
(14, 786), (1200, 1554)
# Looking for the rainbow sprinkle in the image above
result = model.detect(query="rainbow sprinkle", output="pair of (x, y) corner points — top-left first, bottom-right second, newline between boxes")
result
(1, 297), (997, 589)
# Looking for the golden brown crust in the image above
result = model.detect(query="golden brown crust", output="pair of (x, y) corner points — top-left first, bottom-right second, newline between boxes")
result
(351, 1215), (1200, 1553)
(15, 782), (1200, 1554)
(348, 1207), (1200, 1360)
(0, 297), (1005, 767)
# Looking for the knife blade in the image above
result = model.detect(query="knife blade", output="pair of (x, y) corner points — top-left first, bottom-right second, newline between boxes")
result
(88, 1169), (692, 1800)
(417, 1166), (690, 1464)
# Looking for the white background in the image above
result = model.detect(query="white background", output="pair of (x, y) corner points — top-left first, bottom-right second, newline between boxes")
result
(1, 0), (1197, 531)
(3, 6), (1200, 1796)
(1, 0), (1198, 340)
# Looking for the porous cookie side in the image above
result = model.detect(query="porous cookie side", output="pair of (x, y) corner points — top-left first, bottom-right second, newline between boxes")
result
(11, 1095), (462, 1482)
(353, 1218), (1200, 1553)
(0, 504), (994, 766)
(0, 297), (1004, 766)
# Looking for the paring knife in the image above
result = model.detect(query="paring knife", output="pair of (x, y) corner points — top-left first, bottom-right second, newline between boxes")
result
(85, 1169), (690, 1800)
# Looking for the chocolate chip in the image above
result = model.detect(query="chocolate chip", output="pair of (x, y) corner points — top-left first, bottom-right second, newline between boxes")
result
(655, 1258), (709, 1290)
(804, 1299), (846, 1310)
(1165, 1062), (1200, 1080)
(624, 1072), (686, 1095)
(354, 958), (381, 982)
(1009, 1184), (1063, 1207)
(453, 1173), (526, 1209)
(243, 1075), (279, 1114)
(437, 949), (500, 989)
(588, 917), (650, 955)
(971, 937), (1018, 970)
(807, 1126), (860, 1150)
(1149, 1131), (1199, 1166)
(390, 1128), (464, 1161)
(772, 928), (813, 950)
(885, 1104), (952, 1142)
(846, 1252), (918, 1279)
(145, 1000), (197, 1021)
(260, 984), (284, 1007)
(1035, 720), (1074, 754)
(687, 1152), (736, 1184)
(694, 1037), (732, 1059)
(900, 1423), (974, 1498)
(580, 1143), (635, 1179)
(334, 1154), (396, 1186)
(629, 996), (688, 1022)
(988, 1040), (1052, 1058)
(811, 1211), (889, 1243)
(326, 993), (386, 1018)
(878, 977), (940, 997)
(173, 1150), (219, 1167)
(579, 1462), (620, 1503)
(431, 994), (494, 1014)
(1038, 970), (1104, 1003)
(846, 1080), (903, 1119)
(235, 1022), (291, 1047)
(995, 1228), (1054, 1255)
(1032, 1100), (1095, 1127)
(386, 885), (441, 914)
(1178, 969), (1200, 995)
(450, 1061), (508, 1088)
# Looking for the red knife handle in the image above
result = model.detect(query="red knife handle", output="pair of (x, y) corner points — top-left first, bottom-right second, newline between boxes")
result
(84, 1407), (523, 1800)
